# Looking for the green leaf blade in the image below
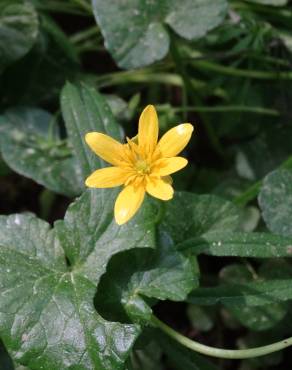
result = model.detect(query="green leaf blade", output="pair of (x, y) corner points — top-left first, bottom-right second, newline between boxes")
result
(61, 82), (124, 180)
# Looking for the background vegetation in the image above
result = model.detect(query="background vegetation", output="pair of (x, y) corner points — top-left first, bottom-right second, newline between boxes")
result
(1, 1), (292, 369)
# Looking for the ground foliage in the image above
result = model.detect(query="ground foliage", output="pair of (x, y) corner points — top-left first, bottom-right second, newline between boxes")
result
(1, 1), (292, 369)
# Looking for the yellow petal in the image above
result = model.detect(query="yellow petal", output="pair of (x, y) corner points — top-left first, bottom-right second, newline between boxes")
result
(138, 105), (159, 155)
(153, 157), (188, 176)
(114, 185), (145, 225)
(85, 167), (130, 188)
(146, 178), (174, 201)
(85, 132), (125, 166)
(158, 123), (194, 157)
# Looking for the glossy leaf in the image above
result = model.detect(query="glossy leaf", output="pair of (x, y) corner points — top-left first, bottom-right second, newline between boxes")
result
(0, 107), (83, 197)
(258, 169), (292, 237)
(92, 0), (228, 69)
(0, 188), (157, 369)
(0, 1), (38, 73)
(178, 231), (292, 257)
(160, 192), (240, 245)
(61, 82), (124, 179)
(96, 231), (199, 323)
(189, 279), (292, 306)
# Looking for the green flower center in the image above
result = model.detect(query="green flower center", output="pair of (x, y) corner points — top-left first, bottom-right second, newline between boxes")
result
(135, 159), (150, 174)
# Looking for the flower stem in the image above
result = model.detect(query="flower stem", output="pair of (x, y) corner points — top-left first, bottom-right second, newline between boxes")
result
(170, 35), (225, 159)
(70, 26), (99, 44)
(157, 105), (280, 117)
(152, 315), (292, 359)
(190, 59), (292, 80)
(71, 0), (92, 13)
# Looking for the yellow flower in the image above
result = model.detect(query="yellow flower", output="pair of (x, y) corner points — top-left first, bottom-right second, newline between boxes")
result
(85, 105), (194, 225)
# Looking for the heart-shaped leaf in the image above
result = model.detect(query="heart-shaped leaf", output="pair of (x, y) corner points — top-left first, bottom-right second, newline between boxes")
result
(0, 188), (157, 369)
(92, 0), (228, 69)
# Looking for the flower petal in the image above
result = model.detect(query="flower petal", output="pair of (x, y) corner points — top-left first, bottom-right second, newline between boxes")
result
(153, 157), (188, 176)
(158, 123), (194, 157)
(85, 167), (130, 188)
(85, 132), (125, 166)
(114, 185), (145, 225)
(138, 105), (159, 156)
(146, 178), (174, 201)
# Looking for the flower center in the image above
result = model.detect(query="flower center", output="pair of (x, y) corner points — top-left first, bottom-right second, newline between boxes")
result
(135, 159), (150, 174)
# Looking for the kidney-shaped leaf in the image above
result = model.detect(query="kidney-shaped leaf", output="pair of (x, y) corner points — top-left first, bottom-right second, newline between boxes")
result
(92, 0), (228, 69)
(96, 231), (199, 323)
(0, 188), (157, 369)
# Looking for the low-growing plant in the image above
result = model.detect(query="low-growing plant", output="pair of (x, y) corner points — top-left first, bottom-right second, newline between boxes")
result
(1, 1), (292, 370)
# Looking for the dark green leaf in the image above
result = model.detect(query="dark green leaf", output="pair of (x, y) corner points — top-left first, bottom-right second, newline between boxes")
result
(0, 107), (83, 197)
(61, 82), (124, 179)
(158, 333), (219, 370)
(236, 126), (292, 181)
(179, 231), (292, 257)
(96, 231), (199, 323)
(0, 1), (38, 73)
(0, 188), (157, 369)
(188, 279), (292, 306)
(0, 15), (79, 107)
(160, 192), (240, 245)
(92, 0), (228, 69)
(258, 169), (292, 237)
(219, 265), (287, 331)
(129, 341), (163, 370)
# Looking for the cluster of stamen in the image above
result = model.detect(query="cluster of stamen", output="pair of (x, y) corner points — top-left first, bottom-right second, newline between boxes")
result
(135, 159), (150, 175)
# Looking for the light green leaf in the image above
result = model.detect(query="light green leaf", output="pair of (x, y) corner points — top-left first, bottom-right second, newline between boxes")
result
(0, 188), (157, 369)
(92, 0), (228, 69)
(179, 231), (292, 257)
(0, 1), (38, 73)
(258, 169), (292, 237)
(0, 107), (83, 197)
(96, 231), (199, 323)
(61, 82), (124, 179)
(160, 192), (240, 245)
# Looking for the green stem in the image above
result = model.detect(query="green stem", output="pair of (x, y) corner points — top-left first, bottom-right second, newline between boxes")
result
(71, 0), (92, 13)
(34, 1), (88, 15)
(191, 60), (292, 80)
(232, 1), (292, 19)
(234, 155), (292, 206)
(170, 36), (225, 158)
(95, 72), (184, 88)
(157, 105), (280, 117)
(70, 26), (99, 44)
(152, 315), (292, 359)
